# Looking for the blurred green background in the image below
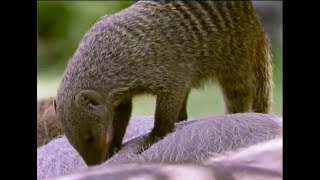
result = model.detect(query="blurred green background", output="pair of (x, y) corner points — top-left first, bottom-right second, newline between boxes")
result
(37, 1), (282, 118)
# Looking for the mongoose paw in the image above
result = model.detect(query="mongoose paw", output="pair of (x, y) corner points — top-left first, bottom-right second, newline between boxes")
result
(137, 135), (162, 154)
(107, 145), (121, 159)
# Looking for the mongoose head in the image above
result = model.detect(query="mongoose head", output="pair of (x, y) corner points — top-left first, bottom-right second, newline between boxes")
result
(54, 89), (113, 166)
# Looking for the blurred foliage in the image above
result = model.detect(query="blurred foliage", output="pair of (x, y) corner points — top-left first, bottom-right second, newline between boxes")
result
(37, 1), (133, 76)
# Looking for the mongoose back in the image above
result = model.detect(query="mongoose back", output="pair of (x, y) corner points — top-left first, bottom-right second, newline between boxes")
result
(54, 1), (273, 166)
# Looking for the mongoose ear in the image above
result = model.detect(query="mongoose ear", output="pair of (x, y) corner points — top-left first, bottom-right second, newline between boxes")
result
(75, 90), (105, 109)
(53, 99), (57, 113)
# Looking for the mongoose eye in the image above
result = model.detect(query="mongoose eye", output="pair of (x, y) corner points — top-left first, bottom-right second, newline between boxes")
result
(85, 137), (94, 144)
(83, 132), (95, 144)
(84, 135), (94, 144)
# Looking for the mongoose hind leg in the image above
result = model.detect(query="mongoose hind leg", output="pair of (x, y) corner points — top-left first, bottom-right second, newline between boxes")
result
(177, 90), (190, 122)
(107, 98), (132, 159)
(219, 76), (252, 114)
(251, 80), (273, 113)
(251, 65), (273, 113)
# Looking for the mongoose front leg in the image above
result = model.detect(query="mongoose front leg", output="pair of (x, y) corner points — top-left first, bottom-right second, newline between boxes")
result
(138, 92), (186, 152)
(107, 99), (132, 159)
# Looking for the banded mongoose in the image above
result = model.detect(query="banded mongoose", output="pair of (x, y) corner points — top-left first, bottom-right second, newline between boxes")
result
(54, 1), (273, 166)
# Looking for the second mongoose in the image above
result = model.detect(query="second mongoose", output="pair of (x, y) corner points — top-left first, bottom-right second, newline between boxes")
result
(54, 1), (273, 166)
(37, 97), (62, 147)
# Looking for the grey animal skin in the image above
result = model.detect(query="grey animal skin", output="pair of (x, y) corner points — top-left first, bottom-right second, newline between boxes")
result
(38, 113), (282, 180)
(104, 113), (282, 165)
(52, 137), (283, 180)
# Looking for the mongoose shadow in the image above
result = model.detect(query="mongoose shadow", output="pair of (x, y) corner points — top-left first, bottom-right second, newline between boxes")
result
(51, 137), (283, 180)
(54, 1), (274, 166)
(37, 113), (282, 180)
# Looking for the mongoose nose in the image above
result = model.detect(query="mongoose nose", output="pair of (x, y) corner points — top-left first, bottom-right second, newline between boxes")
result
(81, 151), (99, 166)
(81, 139), (108, 166)
(83, 151), (106, 166)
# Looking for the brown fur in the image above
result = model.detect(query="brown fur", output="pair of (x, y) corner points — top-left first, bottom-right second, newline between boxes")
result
(54, 1), (273, 166)
(37, 97), (62, 147)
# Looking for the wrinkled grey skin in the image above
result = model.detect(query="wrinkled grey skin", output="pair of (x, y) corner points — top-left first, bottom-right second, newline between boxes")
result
(38, 113), (282, 180)
(104, 113), (282, 165)
(52, 137), (283, 180)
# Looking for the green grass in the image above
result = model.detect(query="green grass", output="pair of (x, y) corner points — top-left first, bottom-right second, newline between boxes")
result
(37, 74), (282, 118)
